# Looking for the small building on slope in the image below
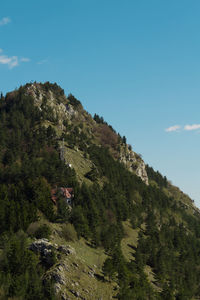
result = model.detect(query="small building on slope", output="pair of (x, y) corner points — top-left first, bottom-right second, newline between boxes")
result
(51, 187), (74, 205)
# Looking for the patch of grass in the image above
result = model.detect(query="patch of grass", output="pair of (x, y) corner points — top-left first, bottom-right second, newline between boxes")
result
(61, 223), (78, 242)
(27, 217), (117, 299)
(44, 222), (117, 299)
(121, 220), (139, 261)
(69, 238), (107, 270)
(144, 265), (162, 292)
(144, 265), (156, 283)
(64, 147), (93, 184)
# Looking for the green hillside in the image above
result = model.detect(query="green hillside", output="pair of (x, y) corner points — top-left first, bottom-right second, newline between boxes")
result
(0, 82), (200, 299)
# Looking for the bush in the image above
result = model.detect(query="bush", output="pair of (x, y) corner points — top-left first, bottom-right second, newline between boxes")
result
(61, 223), (78, 242)
(34, 224), (51, 239)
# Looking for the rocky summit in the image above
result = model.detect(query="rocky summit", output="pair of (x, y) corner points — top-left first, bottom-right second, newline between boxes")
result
(25, 82), (149, 184)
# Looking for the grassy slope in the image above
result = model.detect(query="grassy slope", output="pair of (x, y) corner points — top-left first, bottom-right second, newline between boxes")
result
(121, 221), (162, 293)
(121, 220), (139, 262)
(28, 217), (117, 300)
(64, 146), (93, 184)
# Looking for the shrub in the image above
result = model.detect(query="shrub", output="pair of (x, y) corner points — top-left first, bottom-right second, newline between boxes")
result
(61, 223), (78, 242)
(34, 224), (51, 239)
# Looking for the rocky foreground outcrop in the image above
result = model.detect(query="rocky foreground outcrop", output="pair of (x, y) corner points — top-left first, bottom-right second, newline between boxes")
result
(29, 238), (75, 256)
(29, 239), (77, 299)
(29, 238), (114, 299)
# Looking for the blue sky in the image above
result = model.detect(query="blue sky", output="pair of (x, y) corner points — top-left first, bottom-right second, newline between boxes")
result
(1, 0), (200, 206)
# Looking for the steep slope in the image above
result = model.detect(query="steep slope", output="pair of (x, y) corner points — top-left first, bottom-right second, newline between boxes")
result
(24, 82), (149, 184)
(0, 82), (200, 300)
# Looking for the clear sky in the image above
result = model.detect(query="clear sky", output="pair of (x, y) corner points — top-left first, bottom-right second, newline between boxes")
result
(1, 0), (200, 206)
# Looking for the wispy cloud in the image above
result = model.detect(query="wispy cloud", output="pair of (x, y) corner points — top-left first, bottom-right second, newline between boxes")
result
(37, 59), (48, 65)
(0, 54), (18, 68)
(184, 124), (200, 131)
(165, 125), (181, 132)
(165, 123), (200, 133)
(0, 49), (30, 69)
(0, 17), (11, 26)
(20, 57), (30, 62)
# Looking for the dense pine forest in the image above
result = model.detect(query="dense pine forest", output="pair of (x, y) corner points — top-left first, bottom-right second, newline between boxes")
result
(0, 82), (200, 299)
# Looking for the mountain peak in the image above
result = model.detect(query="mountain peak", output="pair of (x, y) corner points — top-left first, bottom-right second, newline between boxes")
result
(13, 81), (149, 184)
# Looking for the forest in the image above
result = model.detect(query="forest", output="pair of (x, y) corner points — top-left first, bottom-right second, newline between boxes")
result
(0, 83), (200, 299)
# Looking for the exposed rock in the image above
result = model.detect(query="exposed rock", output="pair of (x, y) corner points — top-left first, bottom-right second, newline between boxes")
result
(25, 82), (149, 186)
(58, 245), (75, 255)
(119, 145), (149, 185)
(135, 161), (149, 185)
(29, 239), (75, 271)
(88, 271), (94, 277)
(44, 262), (68, 296)
(72, 262), (79, 268)
(29, 238), (57, 267)
(54, 283), (62, 293)
(29, 238), (54, 253)
(70, 290), (80, 297)
(61, 293), (68, 300)
(26, 83), (78, 123)
(51, 270), (66, 285)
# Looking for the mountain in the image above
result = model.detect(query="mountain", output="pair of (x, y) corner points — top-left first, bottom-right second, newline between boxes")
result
(23, 82), (149, 184)
(0, 82), (200, 300)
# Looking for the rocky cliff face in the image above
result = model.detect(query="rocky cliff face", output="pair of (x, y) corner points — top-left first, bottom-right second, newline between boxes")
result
(26, 83), (77, 121)
(135, 160), (149, 185)
(119, 144), (149, 185)
(25, 82), (149, 185)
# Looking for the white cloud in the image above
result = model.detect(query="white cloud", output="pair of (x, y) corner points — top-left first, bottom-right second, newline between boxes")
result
(0, 17), (11, 26)
(184, 124), (200, 131)
(0, 49), (30, 69)
(0, 54), (18, 68)
(20, 57), (30, 62)
(165, 125), (181, 132)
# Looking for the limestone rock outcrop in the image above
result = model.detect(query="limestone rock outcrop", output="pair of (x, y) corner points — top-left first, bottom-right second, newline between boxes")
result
(119, 145), (148, 185)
